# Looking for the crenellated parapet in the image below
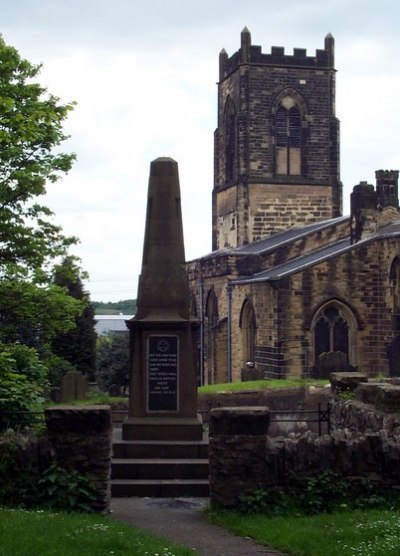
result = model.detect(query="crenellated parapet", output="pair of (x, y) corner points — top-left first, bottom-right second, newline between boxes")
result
(376, 169), (399, 209)
(219, 28), (335, 81)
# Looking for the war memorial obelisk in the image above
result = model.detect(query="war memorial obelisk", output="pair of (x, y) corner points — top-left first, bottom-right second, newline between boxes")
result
(122, 157), (203, 441)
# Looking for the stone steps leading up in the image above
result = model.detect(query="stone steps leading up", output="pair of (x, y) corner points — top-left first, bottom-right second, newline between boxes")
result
(111, 479), (209, 497)
(111, 429), (210, 497)
(113, 439), (209, 459)
(112, 458), (209, 480)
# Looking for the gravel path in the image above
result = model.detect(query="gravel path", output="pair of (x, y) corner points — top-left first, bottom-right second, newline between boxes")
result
(111, 497), (287, 556)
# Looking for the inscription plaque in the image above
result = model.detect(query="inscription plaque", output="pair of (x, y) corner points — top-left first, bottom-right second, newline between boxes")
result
(148, 335), (178, 411)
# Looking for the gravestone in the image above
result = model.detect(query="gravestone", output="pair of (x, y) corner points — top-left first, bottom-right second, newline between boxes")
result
(387, 335), (400, 377)
(122, 157), (202, 441)
(60, 370), (88, 403)
(317, 351), (353, 378)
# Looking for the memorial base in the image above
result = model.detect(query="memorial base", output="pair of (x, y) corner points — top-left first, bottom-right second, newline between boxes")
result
(122, 415), (203, 441)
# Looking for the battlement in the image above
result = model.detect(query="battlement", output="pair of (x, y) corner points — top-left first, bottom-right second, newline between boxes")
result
(219, 28), (335, 81)
(376, 169), (399, 209)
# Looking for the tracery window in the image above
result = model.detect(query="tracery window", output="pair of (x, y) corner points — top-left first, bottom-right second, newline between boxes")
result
(314, 305), (350, 363)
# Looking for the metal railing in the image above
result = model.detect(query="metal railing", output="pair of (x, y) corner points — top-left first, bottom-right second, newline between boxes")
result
(0, 410), (45, 430)
(110, 403), (331, 435)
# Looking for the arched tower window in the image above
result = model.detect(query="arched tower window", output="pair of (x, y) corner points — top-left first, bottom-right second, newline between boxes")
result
(240, 299), (257, 367)
(311, 301), (358, 368)
(274, 93), (304, 177)
(224, 97), (236, 181)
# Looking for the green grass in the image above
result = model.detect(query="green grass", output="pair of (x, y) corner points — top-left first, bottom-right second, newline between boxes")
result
(198, 378), (328, 394)
(0, 508), (196, 556)
(208, 508), (400, 556)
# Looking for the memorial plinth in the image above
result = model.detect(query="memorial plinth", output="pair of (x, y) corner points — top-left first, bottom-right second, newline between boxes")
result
(122, 157), (202, 441)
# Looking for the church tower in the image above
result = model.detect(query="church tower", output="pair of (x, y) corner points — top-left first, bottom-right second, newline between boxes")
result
(212, 29), (342, 250)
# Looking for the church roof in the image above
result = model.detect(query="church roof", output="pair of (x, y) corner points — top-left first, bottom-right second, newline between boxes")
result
(232, 218), (400, 285)
(230, 216), (349, 256)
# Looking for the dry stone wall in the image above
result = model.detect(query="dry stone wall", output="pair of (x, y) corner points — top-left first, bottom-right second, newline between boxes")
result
(45, 405), (112, 513)
(209, 375), (400, 508)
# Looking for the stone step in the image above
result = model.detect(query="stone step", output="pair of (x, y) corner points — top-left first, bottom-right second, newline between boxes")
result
(113, 439), (209, 459)
(112, 458), (209, 480)
(111, 479), (209, 498)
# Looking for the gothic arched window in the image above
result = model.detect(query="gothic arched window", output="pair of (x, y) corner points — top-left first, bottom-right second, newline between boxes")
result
(274, 95), (303, 176)
(312, 303), (357, 367)
(240, 299), (257, 367)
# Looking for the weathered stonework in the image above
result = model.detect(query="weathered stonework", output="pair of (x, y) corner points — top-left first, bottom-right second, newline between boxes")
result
(208, 382), (400, 508)
(213, 30), (340, 250)
(187, 29), (400, 385)
(45, 405), (112, 513)
(209, 407), (270, 507)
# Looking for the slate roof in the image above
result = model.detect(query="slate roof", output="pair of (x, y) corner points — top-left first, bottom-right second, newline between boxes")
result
(231, 218), (400, 285)
(231, 215), (349, 256)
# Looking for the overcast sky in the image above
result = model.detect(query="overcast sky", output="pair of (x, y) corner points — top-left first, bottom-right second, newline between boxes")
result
(2, 0), (399, 301)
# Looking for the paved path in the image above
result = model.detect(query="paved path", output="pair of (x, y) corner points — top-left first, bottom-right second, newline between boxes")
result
(111, 497), (286, 556)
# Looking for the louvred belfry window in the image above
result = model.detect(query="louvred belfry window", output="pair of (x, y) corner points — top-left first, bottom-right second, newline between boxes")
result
(225, 98), (235, 181)
(275, 104), (301, 176)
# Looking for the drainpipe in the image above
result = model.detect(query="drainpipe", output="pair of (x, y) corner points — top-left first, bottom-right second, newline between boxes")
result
(227, 282), (232, 382)
(199, 276), (205, 386)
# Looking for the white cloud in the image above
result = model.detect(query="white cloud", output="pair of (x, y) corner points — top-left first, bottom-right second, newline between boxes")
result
(1, 0), (399, 299)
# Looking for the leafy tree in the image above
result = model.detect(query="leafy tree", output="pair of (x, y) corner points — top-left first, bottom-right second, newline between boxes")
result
(96, 333), (129, 393)
(0, 35), (76, 274)
(51, 257), (97, 381)
(0, 276), (83, 354)
(0, 37), (86, 401)
(0, 343), (48, 429)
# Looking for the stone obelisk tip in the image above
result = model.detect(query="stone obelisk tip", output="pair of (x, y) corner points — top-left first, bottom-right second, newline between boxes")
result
(134, 157), (189, 322)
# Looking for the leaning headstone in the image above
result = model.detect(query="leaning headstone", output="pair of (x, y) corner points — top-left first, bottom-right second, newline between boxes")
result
(108, 384), (121, 397)
(317, 351), (352, 378)
(61, 370), (88, 403)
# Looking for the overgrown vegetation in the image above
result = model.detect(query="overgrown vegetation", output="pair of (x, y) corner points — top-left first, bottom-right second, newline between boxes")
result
(236, 470), (400, 516)
(0, 430), (97, 512)
(0, 508), (195, 556)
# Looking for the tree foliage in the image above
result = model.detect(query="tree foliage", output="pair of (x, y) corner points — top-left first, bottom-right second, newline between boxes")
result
(0, 35), (77, 273)
(0, 36), (88, 409)
(0, 343), (48, 424)
(92, 299), (137, 315)
(51, 257), (97, 381)
(96, 333), (129, 393)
